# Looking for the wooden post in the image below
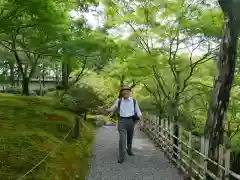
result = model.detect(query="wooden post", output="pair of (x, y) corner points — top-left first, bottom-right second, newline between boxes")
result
(140, 113), (144, 131)
(156, 116), (160, 138)
(162, 118), (166, 149)
(188, 131), (192, 165)
(218, 144), (224, 179)
(155, 115), (158, 126)
(152, 115), (157, 139)
(142, 112), (146, 131)
(150, 115), (153, 134)
(200, 136), (205, 179)
(201, 137), (209, 180)
(147, 113), (150, 132)
(224, 148), (230, 180)
(158, 116), (162, 136)
(145, 112), (149, 131)
(177, 125), (182, 168)
(169, 120), (174, 153)
(73, 115), (80, 139)
(224, 134), (231, 180)
(165, 118), (168, 152)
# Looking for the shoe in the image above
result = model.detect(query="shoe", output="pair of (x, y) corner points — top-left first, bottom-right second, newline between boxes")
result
(118, 159), (124, 163)
(126, 149), (134, 156)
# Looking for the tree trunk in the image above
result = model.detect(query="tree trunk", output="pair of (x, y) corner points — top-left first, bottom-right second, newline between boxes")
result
(118, 75), (125, 98)
(17, 66), (20, 86)
(61, 61), (71, 90)
(22, 78), (30, 96)
(204, 0), (238, 178)
(39, 77), (42, 96)
(61, 62), (68, 89)
(55, 64), (59, 84)
(42, 64), (45, 88)
(9, 62), (15, 86)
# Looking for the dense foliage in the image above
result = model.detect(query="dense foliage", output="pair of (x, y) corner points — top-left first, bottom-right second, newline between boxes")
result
(1, 0), (240, 178)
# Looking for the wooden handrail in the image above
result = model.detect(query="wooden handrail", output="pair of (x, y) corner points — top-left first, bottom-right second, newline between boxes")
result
(142, 113), (240, 180)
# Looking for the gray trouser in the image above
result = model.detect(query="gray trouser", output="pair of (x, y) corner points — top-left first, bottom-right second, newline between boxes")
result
(117, 117), (134, 160)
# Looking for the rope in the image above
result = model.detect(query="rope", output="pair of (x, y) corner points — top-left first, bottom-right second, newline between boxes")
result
(17, 121), (76, 180)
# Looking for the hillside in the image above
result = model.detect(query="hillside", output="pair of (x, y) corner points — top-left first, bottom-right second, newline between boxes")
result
(0, 94), (94, 180)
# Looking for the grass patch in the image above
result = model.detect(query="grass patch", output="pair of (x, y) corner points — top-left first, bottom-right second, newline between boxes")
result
(0, 94), (94, 180)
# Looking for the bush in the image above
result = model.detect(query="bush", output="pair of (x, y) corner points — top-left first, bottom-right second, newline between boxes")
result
(62, 85), (104, 115)
(47, 87), (56, 92)
(33, 89), (48, 96)
(79, 72), (118, 105)
(5, 87), (22, 94)
(3, 87), (38, 96)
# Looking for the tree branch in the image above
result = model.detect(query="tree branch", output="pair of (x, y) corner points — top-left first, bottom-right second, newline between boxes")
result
(0, 42), (98, 58)
(69, 58), (87, 87)
(179, 52), (216, 94)
(152, 65), (170, 100)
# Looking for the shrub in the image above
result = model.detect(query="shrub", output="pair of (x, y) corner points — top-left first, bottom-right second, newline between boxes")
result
(47, 87), (56, 92)
(61, 85), (103, 115)
(79, 72), (117, 105)
(5, 87), (22, 94)
(33, 89), (48, 96)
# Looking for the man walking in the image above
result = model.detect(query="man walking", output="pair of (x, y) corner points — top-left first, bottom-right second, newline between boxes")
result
(105, 85), (142, 163)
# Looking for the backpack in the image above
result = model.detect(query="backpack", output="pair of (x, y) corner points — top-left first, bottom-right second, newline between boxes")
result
(117, 98), (140, 122)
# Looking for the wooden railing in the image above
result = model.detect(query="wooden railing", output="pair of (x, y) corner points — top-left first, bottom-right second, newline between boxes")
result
(141, 112), (240, 180)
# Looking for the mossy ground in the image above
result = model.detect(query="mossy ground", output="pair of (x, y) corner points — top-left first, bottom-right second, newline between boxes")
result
(0, 93), (94, 180)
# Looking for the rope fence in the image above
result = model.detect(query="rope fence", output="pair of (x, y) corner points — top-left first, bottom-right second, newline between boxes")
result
(17, 115), (81, 180)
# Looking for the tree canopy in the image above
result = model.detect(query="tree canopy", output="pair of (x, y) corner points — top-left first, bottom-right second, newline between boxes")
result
(1, 0), (240, 178)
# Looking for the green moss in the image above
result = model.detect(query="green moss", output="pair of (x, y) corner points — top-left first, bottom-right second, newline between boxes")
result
(0, 94), (94, 180)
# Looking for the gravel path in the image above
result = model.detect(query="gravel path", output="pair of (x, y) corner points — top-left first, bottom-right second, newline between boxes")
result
(86, 125), (183, 180)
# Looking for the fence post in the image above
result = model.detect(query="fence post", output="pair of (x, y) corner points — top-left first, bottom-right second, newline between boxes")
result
(149, 114), (152, 134)
(188, 131), (192, 167)
(218, 144), (224, 179)
(155, 115), (158, 139)
(73, 115), (80, 139)
(169, 120), (174, 154)
(147, 113), (151, 132)
(156, 116), (160, 138)
(224, 148), (230, 180)
(158, 116), (162, 136)
(162, 118), (166, 150)
(177, 125), (182, 168)
(155, 115), (158, 126)
(165, 118), (168, 151)
(142, 112), (145, 127)
(145, 113), (149, 132)
(144, 112), (148, 131)
(152, 115), (157, 139)
(201, 137), (209, 180)
(200, 136), (205, 179)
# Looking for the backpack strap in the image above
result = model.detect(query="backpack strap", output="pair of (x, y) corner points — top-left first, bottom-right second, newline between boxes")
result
(117, 98), (122, 116)
(133, 98), (136, 114)
(132, 98), (140, 121)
